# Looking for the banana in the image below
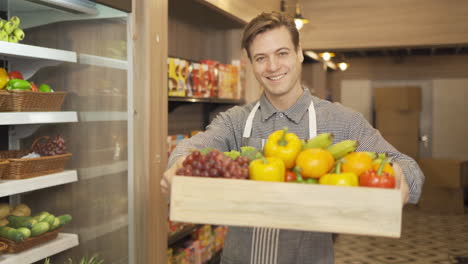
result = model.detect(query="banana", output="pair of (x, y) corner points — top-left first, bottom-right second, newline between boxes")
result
(327, 139), (358, 160)
(302, 133), (334, 150)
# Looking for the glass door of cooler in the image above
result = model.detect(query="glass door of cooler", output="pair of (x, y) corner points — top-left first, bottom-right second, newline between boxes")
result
(1, 0), (132, 263)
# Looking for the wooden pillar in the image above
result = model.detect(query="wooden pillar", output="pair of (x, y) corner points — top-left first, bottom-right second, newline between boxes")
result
(132, 0), (168, 263)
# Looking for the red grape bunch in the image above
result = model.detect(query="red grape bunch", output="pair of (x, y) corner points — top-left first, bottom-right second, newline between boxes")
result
(176, 149), (250, 179)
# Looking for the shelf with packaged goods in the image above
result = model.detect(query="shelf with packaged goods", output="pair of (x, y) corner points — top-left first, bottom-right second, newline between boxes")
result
(0, 41), (77, 63)
(168, 224), (202, 247)
(0, 233), (79, 264)
(0, 112), (78, 125)
(0, 170), (78, 198)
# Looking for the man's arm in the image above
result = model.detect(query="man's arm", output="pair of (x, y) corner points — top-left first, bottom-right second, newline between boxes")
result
(347, 111), (424, 204)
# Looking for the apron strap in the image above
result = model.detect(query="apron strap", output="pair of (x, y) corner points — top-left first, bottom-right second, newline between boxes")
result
(308, 100), (317, 139)
(243, 101), (260, 138)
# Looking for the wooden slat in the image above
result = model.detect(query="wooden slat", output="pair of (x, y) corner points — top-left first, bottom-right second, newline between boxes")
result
(199, 0), (280, 24)
(171, 176), (402, 238)
(296, 0), (468, 50)
(132, 0), (168, 263)
(92, 0), (131, 12)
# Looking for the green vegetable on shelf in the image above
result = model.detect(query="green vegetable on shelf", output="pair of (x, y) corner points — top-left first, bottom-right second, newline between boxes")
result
(0, 226), (25, 242)
(31, 222), (50, 237)
(39, 83), (53, 92)
(6, 79), (30, 91)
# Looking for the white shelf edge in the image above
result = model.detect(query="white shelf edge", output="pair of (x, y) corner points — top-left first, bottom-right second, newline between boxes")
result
(0, 112), (78, 125)
(79, 111), (128, 122)
(78, 53), (128, 70)
(0, 170), (78, 197)
(0, 233), (79, 264)
(0, 41), (77, 63)
(78, 160), (127, 180)
(79, 214), (128, 242)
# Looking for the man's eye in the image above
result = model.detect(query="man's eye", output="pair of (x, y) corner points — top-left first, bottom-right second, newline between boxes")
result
(255, 57), (265, 62)
(279, 52), (288, 56)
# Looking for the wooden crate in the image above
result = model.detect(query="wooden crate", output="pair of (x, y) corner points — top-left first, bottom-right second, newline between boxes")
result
(170, 176), (402, 238)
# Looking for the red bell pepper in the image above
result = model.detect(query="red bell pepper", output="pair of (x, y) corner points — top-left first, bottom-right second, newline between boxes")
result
(8, 71), (23, 80)
(359, 155), (395, 188)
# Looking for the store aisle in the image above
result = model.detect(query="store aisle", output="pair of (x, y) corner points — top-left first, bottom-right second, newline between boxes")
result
(334, 207), (468, 264)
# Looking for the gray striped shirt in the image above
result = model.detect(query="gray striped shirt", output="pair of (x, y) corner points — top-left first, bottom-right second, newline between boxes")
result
(168, 89), (424, 264)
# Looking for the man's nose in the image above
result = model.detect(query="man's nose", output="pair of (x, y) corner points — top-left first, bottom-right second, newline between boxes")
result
(267, 57), (279, 72)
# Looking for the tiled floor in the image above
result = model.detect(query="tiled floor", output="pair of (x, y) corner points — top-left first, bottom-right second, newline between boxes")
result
(334, 206), (468, 264)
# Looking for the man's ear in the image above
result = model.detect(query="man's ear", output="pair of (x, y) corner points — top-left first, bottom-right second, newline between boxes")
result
(298, 44), (304, 63)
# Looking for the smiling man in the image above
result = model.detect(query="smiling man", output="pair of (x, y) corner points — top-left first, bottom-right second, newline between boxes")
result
(161, 11), (424, 264)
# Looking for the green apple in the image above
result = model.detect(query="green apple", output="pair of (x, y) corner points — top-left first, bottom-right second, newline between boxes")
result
(0, 30), (8, 42)
(13, 28), (24, 40)
(9, 16), (20, 28)
(0, 19), (6, 30)
(3, 21), (16, 35)
(8, 35), (18, 43)
(39, 84), (52, 92)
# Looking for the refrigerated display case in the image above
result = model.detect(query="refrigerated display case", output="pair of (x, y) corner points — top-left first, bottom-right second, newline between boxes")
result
(0, 0), (132, 263)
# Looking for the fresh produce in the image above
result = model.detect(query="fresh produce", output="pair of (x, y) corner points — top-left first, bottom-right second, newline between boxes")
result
(6, 78), (30, 91)
(0, 16), (26, 43)
(12, 203), (31, 216)
(39, 83), (52, 92)
(327, 140), (358, 160)
(30, 82), (38, 91)
(7, 215), (37, 229)
(302, 133), (334, 150)
(0, 226), (24, 242)
(0, 218), (8, 226)
(295, 148), (334, 179)
(33, 135), (67, 156)
(0, 203), (11, 219)
(176, 149), (249, 179)
(57, 214), (72, 226)
(17, 227), (31, 239)
(0, 68), (9, 89)
(373, 153), (395, 176)
(359, 155), (396, 188)
(8, 70), (23, 80)
(319, 160), (358, 186)
(31, 222), (50, 237)
(264, 127), (302, 169)
(288, 167), (318, 184)
(341, 152), (375, 177)
(249, 157), (285, 182)
(239, 146), (263, 161)
(33, 211), (50, 222)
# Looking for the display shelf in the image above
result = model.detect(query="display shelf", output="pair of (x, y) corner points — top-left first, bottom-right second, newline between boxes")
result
(0, 170), (78, 197)
(169, 96), (244, 105)
(0, 233), (79, 264)
(168, 224), (201, 247)
(78, 53), (128, 70)
(0, 41), (77, 63)
(207, 250), (222, 264)
(78, 160), (127, 180)
(79, 111), (128, 122)
(0, 112), (78, 125)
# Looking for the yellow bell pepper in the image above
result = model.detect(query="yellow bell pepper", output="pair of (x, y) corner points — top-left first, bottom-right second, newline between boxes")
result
(0, 68), (9, 89)
(249, 157), (285, 182)
(264, 127), (301, 169)
(319, 160), (358, 186)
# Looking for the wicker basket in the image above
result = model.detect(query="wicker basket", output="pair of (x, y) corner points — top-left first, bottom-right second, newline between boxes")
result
(0, 90), (67, 112)
(0, 159), (9, 179)
(0, 241), (7, 255)
(0, 228), (62, 253)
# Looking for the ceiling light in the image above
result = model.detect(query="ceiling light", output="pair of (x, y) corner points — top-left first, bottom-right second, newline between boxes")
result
(338, 62), (348, 71)
(319, 52), (335, 61)
(294, 4), (309, 30)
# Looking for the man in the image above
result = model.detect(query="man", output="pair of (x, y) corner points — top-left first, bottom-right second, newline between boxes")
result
(161, 11), (424, 264)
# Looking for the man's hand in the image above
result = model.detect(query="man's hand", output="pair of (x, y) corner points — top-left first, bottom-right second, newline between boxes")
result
(161, 155), (186, 198)
(393, 162), (409, 205)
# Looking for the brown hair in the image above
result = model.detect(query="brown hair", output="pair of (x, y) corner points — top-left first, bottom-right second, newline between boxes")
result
(242, 11), (300, 60)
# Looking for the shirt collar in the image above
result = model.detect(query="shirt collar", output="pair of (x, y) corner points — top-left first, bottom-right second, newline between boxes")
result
(259, 89), (313, 124)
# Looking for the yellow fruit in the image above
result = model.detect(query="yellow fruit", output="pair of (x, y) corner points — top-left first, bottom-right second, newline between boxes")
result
(295, 148), (334, 179)
(341, 152), (374, 176)
(373, 161), (395, 176)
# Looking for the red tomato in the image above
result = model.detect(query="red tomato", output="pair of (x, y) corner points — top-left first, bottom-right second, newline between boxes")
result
(8, 71), (23, 80)
(359, 170), (396, 188)
(285, 170), (297, 182)
(30, 82), (38, 92)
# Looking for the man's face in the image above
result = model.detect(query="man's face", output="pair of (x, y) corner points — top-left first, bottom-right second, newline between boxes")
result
(249, 26), (304, 99)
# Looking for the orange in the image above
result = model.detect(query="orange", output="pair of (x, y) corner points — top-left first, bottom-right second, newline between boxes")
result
(295, 148), (334, 178)
(341, 152), (374, 176)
